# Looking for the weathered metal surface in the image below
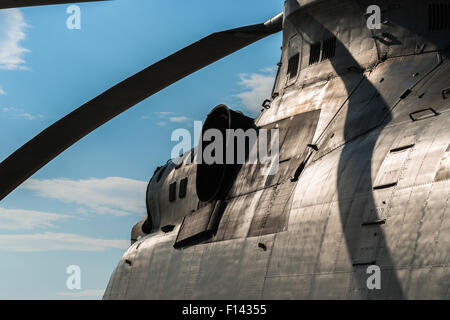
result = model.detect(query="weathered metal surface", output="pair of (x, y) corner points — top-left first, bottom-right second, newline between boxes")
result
(105, 0), (450, 299)
(174, 201), (226, 247)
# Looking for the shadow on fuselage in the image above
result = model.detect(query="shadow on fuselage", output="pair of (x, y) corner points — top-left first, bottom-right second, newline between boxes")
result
(289, 13), (403, 298)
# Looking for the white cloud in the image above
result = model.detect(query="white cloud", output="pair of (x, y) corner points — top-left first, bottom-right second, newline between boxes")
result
(0, 86), (6, 95)
(0, 9), (29, 70)
(20, 177), (148, 217)
(1, 106), (44, 120)
(156, 111), (174, 116)
(0, 207), (73, 230)
(20, 111), (36, 120)
(0, 232), (129, 252)
(169, 116), (190, 123)
(234, 69), (276, 114)
(142, 112), (190, 125)
(56, 289), (105, 298)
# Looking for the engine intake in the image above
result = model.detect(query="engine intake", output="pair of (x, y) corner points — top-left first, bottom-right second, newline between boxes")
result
(196, 104), (254, 202)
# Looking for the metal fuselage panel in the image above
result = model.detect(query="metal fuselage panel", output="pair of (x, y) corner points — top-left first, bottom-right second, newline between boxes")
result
(104, 0), (450, 299)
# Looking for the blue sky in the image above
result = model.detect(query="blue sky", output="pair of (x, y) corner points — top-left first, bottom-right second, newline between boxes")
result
(0, 0), (282, 299)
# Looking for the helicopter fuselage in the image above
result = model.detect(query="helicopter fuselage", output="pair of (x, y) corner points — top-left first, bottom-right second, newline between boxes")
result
(104, 0), (450, 299)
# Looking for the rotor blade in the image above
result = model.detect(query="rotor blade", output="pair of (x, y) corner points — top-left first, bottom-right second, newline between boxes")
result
(0, 0), (107, 9)
(0, 13), (283, 201)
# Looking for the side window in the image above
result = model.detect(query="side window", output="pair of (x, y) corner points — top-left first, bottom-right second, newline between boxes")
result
(179, 177), (188, 199)
(169, 182), (177, 202)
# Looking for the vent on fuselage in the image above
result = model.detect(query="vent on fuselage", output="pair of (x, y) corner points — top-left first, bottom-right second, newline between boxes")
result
(321, 37), (336, 61)
(429, 3), (450, 31)
(309, 41), (321, 65)
(308, 37), (336, 65)
(287, 53), (300, 80)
